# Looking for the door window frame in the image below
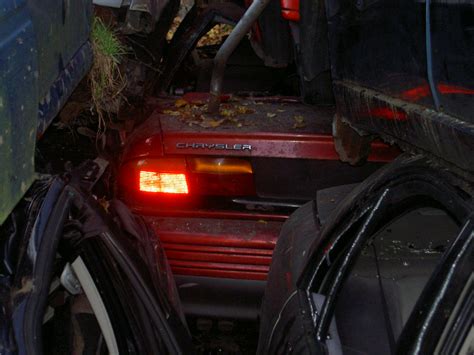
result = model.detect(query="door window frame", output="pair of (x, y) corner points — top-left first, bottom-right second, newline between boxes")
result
(299, 172), (473, 349)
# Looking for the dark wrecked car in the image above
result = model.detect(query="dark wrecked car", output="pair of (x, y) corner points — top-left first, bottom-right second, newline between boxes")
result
(257, 0), (474, 352)
(257, 155), (474, 354)
(0, 160), (193, 354)
(0, 1), (193, 353)
(1, 0), (473, 352)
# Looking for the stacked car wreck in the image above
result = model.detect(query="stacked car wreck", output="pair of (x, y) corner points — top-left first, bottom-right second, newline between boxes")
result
(0, 0), (473, 354)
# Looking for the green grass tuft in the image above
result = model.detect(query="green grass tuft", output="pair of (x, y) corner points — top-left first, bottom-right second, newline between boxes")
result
(89, 17), (127, 135)
(92, 18), (125, 64)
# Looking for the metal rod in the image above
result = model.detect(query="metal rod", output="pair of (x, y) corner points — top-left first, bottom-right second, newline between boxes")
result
(208, 0), (272, 113)
(425, 0), (440, 110)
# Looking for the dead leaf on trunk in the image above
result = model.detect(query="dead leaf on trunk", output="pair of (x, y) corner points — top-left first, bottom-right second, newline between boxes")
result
(175, 98), (188, 108)
(199, 118), (226, 128)
(163, 109), (181, 116)
(236, 105), (254, 114)
(293, 115), (306, 129)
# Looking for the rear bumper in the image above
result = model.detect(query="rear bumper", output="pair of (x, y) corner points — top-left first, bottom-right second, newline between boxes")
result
(144, 216), (282, 319)
(144, 216), (283, 281)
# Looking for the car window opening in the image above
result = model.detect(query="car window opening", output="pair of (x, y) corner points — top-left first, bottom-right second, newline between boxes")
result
(325, 207), (459, 355)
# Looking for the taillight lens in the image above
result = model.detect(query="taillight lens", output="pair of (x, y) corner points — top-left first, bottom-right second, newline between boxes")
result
(139, 171), (189, 194)
(119, 157), (255, 197)
(189, 158), (253, 174)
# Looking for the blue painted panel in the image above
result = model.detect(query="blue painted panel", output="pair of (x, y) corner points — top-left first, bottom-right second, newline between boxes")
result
(27, 0), (92, 101)
(37, 41), (93, 137)
(0, 1), (38, 224)
(0, 0), (93, 224)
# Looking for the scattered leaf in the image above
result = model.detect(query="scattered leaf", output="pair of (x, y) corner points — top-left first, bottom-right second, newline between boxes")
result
(220, 108), (236, 117)
(293, 115), (306, 129)
(199, 118), (225, 128)
(163, 109), (181, 116)
(236, 105), (254, 114)
(175, 99), (188, 108)
(267, 112), (277, 118)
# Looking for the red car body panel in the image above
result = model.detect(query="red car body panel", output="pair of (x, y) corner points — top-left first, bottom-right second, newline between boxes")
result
(145, 216), (282, 281)
(120, 96), (399, 281)
(122, 98), (399, 162)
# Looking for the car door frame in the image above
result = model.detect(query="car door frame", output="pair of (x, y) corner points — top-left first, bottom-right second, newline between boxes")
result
(295, 155), (474, 352)
(7, 160), (194, 354)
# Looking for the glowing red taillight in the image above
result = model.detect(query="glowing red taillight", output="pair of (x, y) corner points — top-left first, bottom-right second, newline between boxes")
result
(139, 171), (189, 194)
(119, 157), (255, 199)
